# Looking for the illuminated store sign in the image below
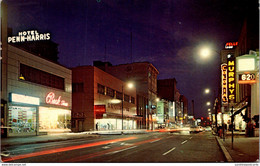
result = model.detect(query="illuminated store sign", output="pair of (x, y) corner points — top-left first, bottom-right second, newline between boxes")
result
(227, 59), (236, 102)
(10, 93), (40, 105)
(94, 105), (106, 113)
(225, 42), (238, 49)
(237, 58), (256, 72)
(8, 30), (51, 43)
(238, 73), (256, 84)
(221, 64), (228, 104)
(45, 92), (68, 107)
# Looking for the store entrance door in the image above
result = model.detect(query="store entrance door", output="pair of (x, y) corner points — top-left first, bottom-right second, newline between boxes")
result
(78, 120), (83, 132)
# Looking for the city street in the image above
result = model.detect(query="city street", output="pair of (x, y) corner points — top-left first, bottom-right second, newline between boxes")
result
(2, 131), (225, 163)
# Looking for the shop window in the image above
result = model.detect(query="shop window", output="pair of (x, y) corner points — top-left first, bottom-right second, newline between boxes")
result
(39, 107), (71, 131)
(97, 84), (105, 95)
(8, 106), (37, 134)
(116, 91), (123, 100)
(131, 96), (135, 104)
(72, 82), (84, 92)
(106, 87), (115, 98)
(19, 63), (65, 90)
(124, 94), (130, 102)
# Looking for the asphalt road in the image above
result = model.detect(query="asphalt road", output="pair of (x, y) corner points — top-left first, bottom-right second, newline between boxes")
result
(2, 131), (225, 163)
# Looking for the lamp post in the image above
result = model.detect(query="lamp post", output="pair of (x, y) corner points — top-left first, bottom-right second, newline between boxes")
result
(121, 82), (134, 134)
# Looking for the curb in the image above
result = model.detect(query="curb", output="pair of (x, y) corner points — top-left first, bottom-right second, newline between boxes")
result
(215, 136), (234, 162)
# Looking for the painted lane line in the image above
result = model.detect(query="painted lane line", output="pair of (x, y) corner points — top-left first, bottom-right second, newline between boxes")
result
(162, 147), (176, 156)
(150, 139), (161, 143)
(181, 140), (188, 144)
(189, 137), (193, 139)
(102, 146), (111, 149)
(107, 146), (137, 154)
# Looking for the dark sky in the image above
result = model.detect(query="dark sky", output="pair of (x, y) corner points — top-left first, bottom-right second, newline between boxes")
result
(3, 0), (258, 118)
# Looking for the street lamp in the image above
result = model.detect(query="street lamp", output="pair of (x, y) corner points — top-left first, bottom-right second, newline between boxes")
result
(205, 88), (210, 94)
(199, 47), (211, 59)
(122, 82), (134, 133)
(206, 102), (211, 106)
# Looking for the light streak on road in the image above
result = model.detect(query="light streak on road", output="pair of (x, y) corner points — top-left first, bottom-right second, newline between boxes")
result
(2, 137), (137, 162)
(64, 137), (162, 162)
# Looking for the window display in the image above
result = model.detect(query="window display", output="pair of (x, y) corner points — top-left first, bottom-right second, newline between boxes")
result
(8, 106), (36, 134)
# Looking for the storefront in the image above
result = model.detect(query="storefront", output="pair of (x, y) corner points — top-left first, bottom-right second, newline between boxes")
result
(8, 92), (71, 136)
(4, 45), (72, 137)
(94, 105), (138, 130)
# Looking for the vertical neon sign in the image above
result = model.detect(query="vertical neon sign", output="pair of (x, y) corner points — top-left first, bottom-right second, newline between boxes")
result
(221, 64), (228, 104)
(227, 59), (236, 103)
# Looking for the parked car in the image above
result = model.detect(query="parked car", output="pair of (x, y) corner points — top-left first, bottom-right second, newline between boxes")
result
(205, 126), (212, 131)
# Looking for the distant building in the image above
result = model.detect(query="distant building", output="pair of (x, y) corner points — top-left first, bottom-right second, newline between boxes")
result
(157, 78), (188, 125)
(71, 66), (139, 132)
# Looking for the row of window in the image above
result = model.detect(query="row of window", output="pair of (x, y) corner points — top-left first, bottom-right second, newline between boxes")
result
(19, 63), (65, 90)
(97, 84), (135, 104)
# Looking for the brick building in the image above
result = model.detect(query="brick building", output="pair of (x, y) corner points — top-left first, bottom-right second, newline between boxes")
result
(72, 66), (139, 132)
(94, 61), (159, 130)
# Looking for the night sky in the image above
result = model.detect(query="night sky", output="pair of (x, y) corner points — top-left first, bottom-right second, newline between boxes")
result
(3, 0), (258, 118)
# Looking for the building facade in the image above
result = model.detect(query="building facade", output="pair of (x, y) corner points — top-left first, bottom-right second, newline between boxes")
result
(1, 4), (72, 137)
(219, 12), (259, 135)
(3, 45), (72, 137)
(72, 66), (138, 132)
(94, 61), (159, 130)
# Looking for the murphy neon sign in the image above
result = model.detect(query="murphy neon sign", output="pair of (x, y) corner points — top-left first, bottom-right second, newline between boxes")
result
(227, 59), (236, 102)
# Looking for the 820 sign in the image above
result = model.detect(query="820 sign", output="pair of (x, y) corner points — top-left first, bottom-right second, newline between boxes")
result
(238, 73), (256, 84)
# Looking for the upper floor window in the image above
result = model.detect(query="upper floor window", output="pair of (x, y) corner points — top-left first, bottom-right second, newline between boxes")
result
(130, 96), (135, 104)
(72, 83), (84, 92)
(116, 91), (123, 100)
(106, 87), (115, 98)
(20, 63), (65, 90)
(97, 84), (105, 95)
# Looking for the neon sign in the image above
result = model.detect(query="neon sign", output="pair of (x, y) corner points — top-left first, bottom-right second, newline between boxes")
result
(94, 105), (106, 113)
(225, 42), (238, 49)
(221, 64), (228, 104)
(8, 30), (51, 43)
(227, 59), (236, 102)
(46, 92), (68, 107)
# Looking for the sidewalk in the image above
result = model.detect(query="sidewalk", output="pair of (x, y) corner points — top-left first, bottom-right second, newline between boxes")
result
(215, 131), (259, 162)
(1, 129), (148, 147)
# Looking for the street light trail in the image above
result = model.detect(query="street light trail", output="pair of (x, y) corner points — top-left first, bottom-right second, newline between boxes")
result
(2, 137), (137, 162)
(162, 147), (176, 156)
(64, 137), (162, 162)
